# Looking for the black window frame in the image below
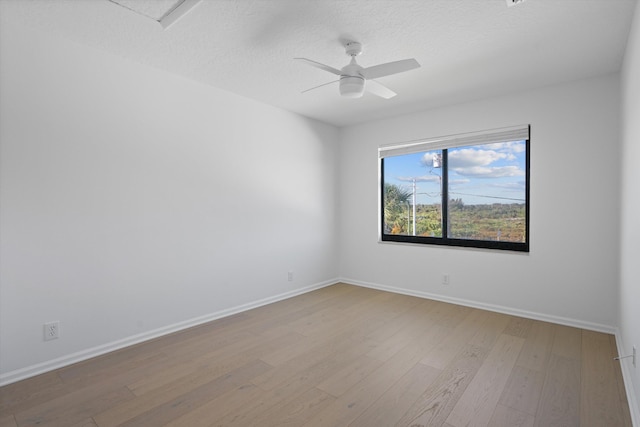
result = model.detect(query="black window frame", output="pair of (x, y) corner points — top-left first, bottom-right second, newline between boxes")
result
(380, 128), (530, 252)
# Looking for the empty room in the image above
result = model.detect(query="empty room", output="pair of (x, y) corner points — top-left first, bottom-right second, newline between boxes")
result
(1, 0), (639, 426)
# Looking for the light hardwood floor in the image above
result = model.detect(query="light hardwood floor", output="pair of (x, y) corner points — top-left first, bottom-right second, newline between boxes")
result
(0, 283), (633, 426)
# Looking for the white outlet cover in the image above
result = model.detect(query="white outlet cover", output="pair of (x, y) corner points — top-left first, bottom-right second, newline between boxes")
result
(44, 321), (59, 341)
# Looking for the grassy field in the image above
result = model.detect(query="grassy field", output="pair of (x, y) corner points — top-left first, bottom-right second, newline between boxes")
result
(386, 202), (526, 243)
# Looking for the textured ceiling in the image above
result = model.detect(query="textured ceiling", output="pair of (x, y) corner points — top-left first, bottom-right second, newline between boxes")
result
(1, 0), (637, 127)
(107, 0), (184, 21)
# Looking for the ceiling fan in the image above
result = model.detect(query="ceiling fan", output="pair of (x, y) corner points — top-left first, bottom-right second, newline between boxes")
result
(295, 41), (420, 99)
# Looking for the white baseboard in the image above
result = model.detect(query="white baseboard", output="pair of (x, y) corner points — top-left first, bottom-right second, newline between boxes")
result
(339, 277), (617, 334)
(0, 278), (338, 387)
(614, 330), (640, 426)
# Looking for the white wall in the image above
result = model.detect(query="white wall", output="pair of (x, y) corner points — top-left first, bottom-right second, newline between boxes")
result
(338, 74), (621, 331)
(620, 0), (640, 422)
(0, 21), (339, 382)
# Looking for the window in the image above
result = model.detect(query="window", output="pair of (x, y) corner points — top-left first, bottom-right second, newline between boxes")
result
(379, 125), (530, 252)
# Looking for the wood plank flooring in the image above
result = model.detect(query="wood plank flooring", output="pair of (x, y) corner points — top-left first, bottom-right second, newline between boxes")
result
(0, 283), (633, 426)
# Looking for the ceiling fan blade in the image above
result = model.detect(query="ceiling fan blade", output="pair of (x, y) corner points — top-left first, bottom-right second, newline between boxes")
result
(294, 58), (342, 76)
(361, 58), (420, 80)
(366, 80), (397, 99)
(301, 79), (340, 94)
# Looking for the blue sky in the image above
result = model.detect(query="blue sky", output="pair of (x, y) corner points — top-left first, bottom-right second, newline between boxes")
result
(384, 140), (527, 205)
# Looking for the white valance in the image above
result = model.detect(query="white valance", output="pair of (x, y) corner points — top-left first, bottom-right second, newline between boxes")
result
(378, 125), (530, 159)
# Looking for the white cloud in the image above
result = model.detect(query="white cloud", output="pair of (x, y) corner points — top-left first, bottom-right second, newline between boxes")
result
(453, 165), (525, 178)
(397, 175), (440, 183)
(448, 148), (507, 168)
(449, 178), (470, 185)
(485, 141), (526, 153)
(491, 181), (526, 191)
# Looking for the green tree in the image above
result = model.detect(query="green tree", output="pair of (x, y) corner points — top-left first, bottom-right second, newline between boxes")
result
(383, 183), (412, 234)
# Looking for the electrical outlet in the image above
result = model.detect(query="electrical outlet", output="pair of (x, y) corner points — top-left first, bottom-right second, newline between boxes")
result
(44, 321), (59, 341)
(288, 271), (293, 282)
(442, 274), (450, 285)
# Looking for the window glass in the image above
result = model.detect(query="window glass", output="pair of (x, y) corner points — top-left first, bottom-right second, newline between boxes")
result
(447, 141), (527, 243)
(380, 130), (529, 252)
(383, 150), (442, 237)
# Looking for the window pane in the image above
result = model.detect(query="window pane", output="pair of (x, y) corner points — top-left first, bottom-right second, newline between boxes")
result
(447, 140), (527, 243)
(383, 150), (443, 237)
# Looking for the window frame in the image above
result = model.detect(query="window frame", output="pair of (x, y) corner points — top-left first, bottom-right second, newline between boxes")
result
(379, 126), (530, 252)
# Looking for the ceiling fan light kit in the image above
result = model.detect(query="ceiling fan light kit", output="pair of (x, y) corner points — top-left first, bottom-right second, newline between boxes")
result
(340, 76), (365, 98)
(295, 41), (420, 99)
